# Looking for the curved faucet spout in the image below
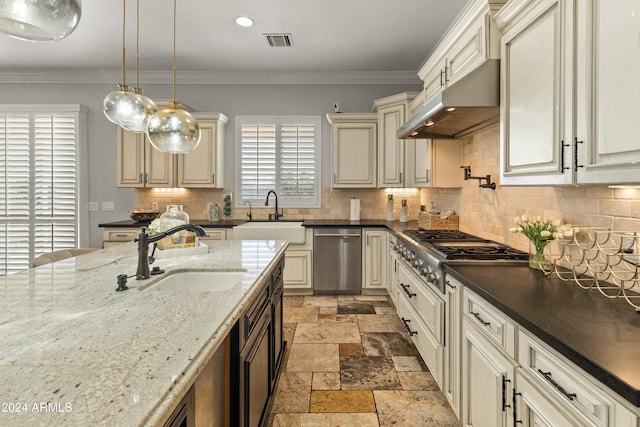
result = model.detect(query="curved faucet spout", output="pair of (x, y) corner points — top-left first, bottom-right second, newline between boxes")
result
(135, 224), (207, 280)
(265, 190), (282, 221)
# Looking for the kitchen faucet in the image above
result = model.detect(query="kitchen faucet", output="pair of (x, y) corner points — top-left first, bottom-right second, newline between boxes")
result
(135, 224), (207, 280)
(265, 190), (282, 221)
(243, 200), (253, 221)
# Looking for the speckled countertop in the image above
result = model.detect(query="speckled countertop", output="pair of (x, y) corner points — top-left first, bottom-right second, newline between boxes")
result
(0, 240), (287, 426)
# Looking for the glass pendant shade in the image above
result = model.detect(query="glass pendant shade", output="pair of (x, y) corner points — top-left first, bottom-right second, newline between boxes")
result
(103, 84), (149, 129)
(121, 88), (158, 133)
(0, 0), (81, 41)
(147, 101), (201, 154)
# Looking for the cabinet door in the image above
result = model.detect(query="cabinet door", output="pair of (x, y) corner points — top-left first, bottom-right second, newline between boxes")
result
(443, 276), (462, 419)
(177, 118), (226, 188)
(500, 0), (575, 186)
(378, 104), (405, 187)
(423, 61), (446, 103)
(575, 0), (640, 184)
(386, 236), (399, 305)
(446, 21), (486, 86)
(462, 318), (515, 427)
(431, 139), (463, 188)
(116, 128), (144, 187)
(283, 250), (312, 290)
(363, 230), (387, 289)
(405, 138), (432, 187)
(144, 138), (174, 187)
(240, 314), (271, 427)
(332, 122), (377, 188)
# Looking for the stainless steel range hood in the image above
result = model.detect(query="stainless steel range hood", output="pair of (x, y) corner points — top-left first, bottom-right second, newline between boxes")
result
(398, 60), (500, 139)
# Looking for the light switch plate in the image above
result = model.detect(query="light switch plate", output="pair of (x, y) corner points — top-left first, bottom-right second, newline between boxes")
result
(102, 201), (115, 211)
(89, 202), (99, 211)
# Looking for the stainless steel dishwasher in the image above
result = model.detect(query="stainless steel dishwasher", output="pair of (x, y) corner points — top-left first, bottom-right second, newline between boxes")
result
(313, 228), (362, 294)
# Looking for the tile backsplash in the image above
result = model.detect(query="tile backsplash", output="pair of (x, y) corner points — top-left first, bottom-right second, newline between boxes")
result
(423, 124), (640, 252)
(134, 123), (640, 253)
(134, 187), (423, 222)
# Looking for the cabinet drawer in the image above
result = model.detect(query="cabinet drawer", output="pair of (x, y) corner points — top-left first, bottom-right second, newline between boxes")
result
(397, 294), (444, 387)
(463, 288), (517, 357)
(103, 229), (138, 242)
(203, 229), (226, 240)
(242, 285), (270, 345)
(519, 329), (615, 426)
(398, 263), (444, 342)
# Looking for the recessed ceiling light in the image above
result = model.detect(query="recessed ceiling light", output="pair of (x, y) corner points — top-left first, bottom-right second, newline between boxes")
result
(235, 16), (254, 27)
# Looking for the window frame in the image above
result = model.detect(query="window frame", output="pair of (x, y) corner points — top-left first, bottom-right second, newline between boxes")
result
(235, 115), (321, 208)
(0, 104), (88, 273)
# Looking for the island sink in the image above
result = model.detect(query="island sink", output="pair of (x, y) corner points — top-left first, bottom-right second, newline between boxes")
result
(143, 270), (247, 292)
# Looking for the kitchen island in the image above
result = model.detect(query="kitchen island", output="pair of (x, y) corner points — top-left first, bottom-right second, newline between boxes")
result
(0, 239), (287, 426)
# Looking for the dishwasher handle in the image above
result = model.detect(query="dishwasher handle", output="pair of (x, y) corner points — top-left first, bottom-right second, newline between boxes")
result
(314, 233), (361, 237)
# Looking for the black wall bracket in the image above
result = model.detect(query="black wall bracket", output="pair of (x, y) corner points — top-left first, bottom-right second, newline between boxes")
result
(461, 165), (496, 190)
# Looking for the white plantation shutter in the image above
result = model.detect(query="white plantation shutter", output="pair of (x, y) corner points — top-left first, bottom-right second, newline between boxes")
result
(238, 116), (320, 207)
(0, 109), (82, 274)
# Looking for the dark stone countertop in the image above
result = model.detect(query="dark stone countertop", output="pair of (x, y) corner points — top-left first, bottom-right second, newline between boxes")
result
(443, 264), (640, 407)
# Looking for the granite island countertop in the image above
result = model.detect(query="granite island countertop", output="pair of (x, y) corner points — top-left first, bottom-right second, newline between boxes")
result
(0, 239), (288, 426)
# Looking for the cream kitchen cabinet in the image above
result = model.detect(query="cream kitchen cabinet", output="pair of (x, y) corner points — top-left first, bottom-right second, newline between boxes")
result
(374, 93), (415, 188)
(177, 113), (228, 188)
(574, 0), (640, 185)
(386, 232), (400, 306)
(102, 227), (139, 248)
(116, 114), (228, 188)
(443, 275), (463, 419)
(498, 0), (640, 186)
(362, 229), (387, 291)
(327, 113), (377, 188)
(374, 93), (463, 189)
(117, 127), (174, 187)
(497, 0), (576, 186)
(282, 228), (313, 294)
(200, 228), (227, 244)
(418, 0), (505, 105)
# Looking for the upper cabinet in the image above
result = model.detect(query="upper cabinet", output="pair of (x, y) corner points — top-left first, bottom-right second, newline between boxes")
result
(176, 113), (229, 188)
(116, 113), (228, 188)
(418, 0), (506, 106)
(574, 0), (640, 185)
(327, 113), (378, 188)
(498, 0), (640, 186)
(497, 0), (575, 185)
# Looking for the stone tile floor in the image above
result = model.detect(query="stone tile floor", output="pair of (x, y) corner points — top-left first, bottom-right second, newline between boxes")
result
(267, 295), (460, 427)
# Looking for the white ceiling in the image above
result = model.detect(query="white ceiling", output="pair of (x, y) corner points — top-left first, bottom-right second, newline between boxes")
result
(0, 0), (469, 84)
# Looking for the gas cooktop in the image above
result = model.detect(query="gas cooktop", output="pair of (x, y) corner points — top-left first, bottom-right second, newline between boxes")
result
(403, 229), (528, 261)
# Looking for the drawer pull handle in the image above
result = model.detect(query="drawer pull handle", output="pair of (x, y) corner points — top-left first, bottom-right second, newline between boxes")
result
(537, 369), (577, 401)
(502, 374), (511, 411)
(400, 317), (418, 336)
(400, 283), (416, 298)
(470, 311), (490, 326)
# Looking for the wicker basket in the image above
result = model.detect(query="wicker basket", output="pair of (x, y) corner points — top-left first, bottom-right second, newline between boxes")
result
(418, 212), (459, 230)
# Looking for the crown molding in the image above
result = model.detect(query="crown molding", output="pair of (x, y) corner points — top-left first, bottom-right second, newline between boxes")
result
(0, 70), (421, 85)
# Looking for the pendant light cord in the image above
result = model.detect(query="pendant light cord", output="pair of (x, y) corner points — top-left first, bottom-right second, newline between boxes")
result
(122, 0), (127, 86)
(135, 0), (140, 89)
(172, 0), (177, 102)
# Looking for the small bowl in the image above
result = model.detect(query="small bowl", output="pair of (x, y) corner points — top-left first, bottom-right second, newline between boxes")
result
(129, 210), (158, 222)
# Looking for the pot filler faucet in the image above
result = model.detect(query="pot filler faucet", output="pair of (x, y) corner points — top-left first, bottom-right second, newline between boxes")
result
(135, 224), (207, 280)
(265, 190), (282, 221)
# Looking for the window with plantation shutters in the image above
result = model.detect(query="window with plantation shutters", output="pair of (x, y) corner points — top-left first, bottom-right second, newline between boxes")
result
(237, 116), (321, 208)
(0, 107), (84, 274)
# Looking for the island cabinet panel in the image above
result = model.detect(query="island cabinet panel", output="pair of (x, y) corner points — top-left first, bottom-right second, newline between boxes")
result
(233, 258), (285, 427)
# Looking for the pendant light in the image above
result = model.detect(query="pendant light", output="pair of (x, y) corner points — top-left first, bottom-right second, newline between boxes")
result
(121, 0), (157, 133)
(0, 0), (81, 41)
(146, 0), (200, 154)
(103, 0), (147, 129)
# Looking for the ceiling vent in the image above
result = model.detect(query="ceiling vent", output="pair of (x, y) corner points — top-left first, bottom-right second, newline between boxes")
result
(264, 33), (293, 47)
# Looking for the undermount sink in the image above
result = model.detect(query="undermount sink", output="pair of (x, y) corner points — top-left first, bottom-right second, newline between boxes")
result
(143, 270), (247, 292)
(233, 221), (305, 244)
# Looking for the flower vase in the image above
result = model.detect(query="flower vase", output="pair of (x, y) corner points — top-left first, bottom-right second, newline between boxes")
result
(529, 239), (551, 271)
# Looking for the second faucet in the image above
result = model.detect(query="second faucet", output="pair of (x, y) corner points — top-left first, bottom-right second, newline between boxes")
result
(265, 190), (282, 221)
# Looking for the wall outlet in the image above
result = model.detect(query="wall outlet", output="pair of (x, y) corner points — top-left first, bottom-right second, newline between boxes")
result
(102, 201), (115, 211)
(151, 201), (158, 211)
(89, 202), (99, 211)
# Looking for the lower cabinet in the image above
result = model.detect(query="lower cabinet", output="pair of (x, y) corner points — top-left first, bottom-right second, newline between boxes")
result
(362, 229), (387, 291)
(396, 262), (444, 387)
(386, 233), (400, 306)
(443, 275), (462, 419)
(283, 229), (313, 293)
(232, 259), (285, 427)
